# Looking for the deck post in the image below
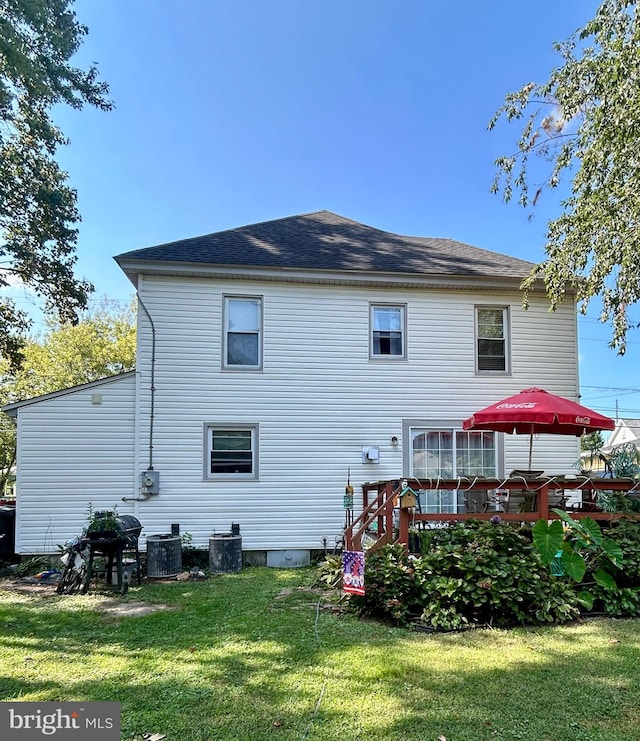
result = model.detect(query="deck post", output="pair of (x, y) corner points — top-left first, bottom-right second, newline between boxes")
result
(538, 482), (549, 521)
(384, 481), (394, 545)
(399, 502), (410, 550)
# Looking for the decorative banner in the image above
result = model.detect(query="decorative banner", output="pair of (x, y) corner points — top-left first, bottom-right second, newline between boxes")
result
(342, 550), (365, 595)
(343, 493), (354, 509)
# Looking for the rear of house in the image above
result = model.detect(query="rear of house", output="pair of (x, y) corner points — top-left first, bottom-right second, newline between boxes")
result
(4, 211), (582, 557)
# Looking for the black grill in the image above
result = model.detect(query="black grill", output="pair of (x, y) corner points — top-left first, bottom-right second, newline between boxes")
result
(89, 512), (142, 547)
(81, 513), (143, 594)
(115, 514), (143, 545)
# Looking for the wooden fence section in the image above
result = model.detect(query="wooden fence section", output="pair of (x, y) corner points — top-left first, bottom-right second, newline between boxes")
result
(344, 476), (640, 552)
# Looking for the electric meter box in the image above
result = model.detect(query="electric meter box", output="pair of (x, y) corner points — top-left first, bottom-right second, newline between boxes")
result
(140, 469), (160, 495)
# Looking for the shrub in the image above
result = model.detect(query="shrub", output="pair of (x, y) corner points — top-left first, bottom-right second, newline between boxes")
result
(414, 520), (578, 630)
(586, 520), (640, 615)
(349, 521), (579, 630)
(316, 554), (343, 589)
(602, 521), (640, 587)
(12, 555), (51, 577)
(349, 544), (419, 625)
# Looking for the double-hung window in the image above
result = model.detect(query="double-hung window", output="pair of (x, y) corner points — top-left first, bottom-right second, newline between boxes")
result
(370, 304), (406, 359)
(408, 425), (497, 513)
(224, 296), (262, 369)
(206, 425), (258, 479)
(476, 306), (509, 373)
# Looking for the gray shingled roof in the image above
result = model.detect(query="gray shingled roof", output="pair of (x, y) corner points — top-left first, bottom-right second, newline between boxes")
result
(115, 210), (534, 278)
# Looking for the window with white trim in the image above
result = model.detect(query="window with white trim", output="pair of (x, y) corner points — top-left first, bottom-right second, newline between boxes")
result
(206, 425), (258, 479)
(370, 304), (406, 358)
(476, 306), (509, 373)
(224, 296), (262, 369)
(410, 427), (496, 513)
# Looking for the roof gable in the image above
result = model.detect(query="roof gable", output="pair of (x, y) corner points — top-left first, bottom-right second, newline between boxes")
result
(604, 418), (640, 450)
(115, 210), (534, 280)
(1, 372), (136, 417)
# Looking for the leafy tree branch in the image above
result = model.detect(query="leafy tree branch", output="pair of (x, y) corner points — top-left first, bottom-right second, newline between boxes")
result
(0, 0), (111, 365)
(490, 0), (640, 353)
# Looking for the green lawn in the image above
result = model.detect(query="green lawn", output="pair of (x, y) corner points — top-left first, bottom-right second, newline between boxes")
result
(1, 567), (640, 741)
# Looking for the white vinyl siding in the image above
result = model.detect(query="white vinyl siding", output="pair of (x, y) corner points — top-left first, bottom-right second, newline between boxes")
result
(10, 274), (581, 554)
(11, 374), (136, 554)
(129, 276), (579, 549)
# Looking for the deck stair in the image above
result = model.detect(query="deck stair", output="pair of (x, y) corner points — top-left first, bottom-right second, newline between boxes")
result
(344, 480), (398, 552)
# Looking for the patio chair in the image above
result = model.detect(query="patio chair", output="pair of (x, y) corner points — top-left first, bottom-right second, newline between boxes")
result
(482, 490), (509, 513)
(463, 489), (486, 513)
(548, 491), (569, 510)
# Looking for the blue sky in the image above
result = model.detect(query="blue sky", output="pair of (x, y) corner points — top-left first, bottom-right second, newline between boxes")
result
(19, 0), (640, 418)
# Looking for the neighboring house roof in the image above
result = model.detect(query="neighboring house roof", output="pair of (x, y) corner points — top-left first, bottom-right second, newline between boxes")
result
(1, 372), (136, 417)
(603, 418), (640, 452)
(115, 210), (536, 287)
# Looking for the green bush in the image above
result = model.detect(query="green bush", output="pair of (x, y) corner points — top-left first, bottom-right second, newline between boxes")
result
(337, 520), (640, 630)
(316, 554), (343, 589)
(414, 520), (579, 630)
(587, 520), (640, 615)
(350, 521), (579, 630)
(349, 544), (419, 625)
(589, 584), (640, 615)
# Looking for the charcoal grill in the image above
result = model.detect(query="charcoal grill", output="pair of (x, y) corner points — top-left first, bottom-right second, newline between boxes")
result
(83, 513), (143, 593)
(113, 513), (143, 546)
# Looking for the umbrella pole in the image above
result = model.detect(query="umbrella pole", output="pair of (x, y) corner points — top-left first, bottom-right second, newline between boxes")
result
(528, 430), (533, 471)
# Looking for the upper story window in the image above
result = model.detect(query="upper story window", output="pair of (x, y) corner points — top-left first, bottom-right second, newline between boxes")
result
(224, 296), (262, 369)
(370, 304), (406, 359)
(476, 306), (509, 373)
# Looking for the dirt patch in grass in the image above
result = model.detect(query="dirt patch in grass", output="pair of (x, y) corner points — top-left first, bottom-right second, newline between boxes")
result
(0, 578), (60, 597)
(0, 577), (173, 617)
(94, 599), (174, 618)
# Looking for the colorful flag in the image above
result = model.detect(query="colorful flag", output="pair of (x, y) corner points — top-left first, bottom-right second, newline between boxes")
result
(342, 550), (365, 595)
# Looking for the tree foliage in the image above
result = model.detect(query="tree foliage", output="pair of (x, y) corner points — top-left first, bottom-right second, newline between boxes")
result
(581, 430), (605, 453)
(0, 0), (111, 365)
(0, 299), (136, 492)
(7, 299), (136, 400)
(489, 0), (640, 353)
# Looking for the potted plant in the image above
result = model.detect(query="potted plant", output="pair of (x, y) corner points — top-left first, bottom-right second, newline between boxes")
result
(85, 504), (121, 540)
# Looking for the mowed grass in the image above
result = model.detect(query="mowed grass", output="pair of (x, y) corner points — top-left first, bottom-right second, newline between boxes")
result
(1, 567), (640, 741)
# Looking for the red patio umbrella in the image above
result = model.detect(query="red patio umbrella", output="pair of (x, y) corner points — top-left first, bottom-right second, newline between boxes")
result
(462, 387), (615, 471)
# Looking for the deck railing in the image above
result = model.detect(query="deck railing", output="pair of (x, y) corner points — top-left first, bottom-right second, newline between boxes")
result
(344, 476), (640, 552)
(344, 480), (396, 552)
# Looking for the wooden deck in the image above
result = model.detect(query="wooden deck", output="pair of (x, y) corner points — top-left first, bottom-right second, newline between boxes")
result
(344, 476), (640, 552)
